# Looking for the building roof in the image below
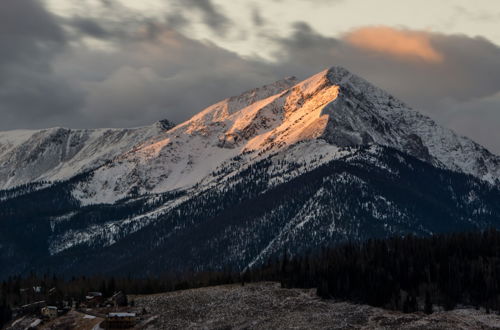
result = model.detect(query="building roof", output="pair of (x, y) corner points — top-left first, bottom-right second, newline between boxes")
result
(108, 312), (136, 318)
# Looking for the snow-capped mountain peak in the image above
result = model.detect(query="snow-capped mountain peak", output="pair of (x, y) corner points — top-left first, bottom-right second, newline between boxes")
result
(3, 67), (500, 276)
(0, 67), (498, 203)
(320, 66), (500, 183)
(68, 67), (499, 205)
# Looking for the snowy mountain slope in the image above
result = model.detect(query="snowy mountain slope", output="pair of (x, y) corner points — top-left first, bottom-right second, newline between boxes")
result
(72, 66), (500, 205)
(94, 146), (500, 275)
(46, 140), (349, 256)
(320, 68), (500, 183)
(1, 66), (500, 278)
(2, 144), (499, 279)
(1, 66), (498, 202)
(0, 120), (174, 190)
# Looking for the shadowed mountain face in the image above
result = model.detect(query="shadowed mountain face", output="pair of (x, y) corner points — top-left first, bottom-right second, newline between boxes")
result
(0, 67), (499, 278)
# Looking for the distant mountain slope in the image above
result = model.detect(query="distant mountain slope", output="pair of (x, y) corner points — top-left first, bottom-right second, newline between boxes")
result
(0, 120), (174, 190)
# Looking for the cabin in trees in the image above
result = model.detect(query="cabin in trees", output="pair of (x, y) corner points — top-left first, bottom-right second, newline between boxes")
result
(84, 292), (103, 307)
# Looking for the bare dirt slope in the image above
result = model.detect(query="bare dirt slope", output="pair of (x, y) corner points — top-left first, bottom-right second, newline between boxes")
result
(131, 282), (500, 329)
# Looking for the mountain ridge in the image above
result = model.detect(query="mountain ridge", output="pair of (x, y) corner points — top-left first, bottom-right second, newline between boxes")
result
(0, 66), (498, 195)
(0, 121), (175, 190)
(71, 66), (500, 205)
(1, 66), (500, 278)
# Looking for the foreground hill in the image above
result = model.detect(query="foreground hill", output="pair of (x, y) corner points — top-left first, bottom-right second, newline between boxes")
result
(131, 282), (500, 330)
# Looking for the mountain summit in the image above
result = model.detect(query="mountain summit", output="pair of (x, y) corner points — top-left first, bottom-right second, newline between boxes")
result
(1, 67), (498, 196)
(1, 67), (499, 278)
(71, 66), (499, 204)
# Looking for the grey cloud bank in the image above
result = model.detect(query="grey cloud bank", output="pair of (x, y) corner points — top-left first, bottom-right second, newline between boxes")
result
(0, 0), (84, 129)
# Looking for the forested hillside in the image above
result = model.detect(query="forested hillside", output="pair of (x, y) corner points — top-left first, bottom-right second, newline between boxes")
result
(2, 229), (500, 328)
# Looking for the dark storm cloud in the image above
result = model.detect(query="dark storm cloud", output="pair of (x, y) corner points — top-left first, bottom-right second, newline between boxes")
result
(0, 0), (84, 129)
(275, 22), (341, 56)
(0, 0), (268, 129)
(440, 92), (500, 150)
(177, 0), (233, 37)
(165, 11), (190, 30)
(62, 2), (188, 43)
(69, 17), (110, 39)
(0, 0), (64, 64)
(63, 3), (159, 43)
(60, 27), (277, 128)
(251, 7), (266, 27)
(99, 0), (116, 9)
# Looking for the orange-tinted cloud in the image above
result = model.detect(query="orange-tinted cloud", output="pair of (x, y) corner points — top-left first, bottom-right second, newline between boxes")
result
(344, 26), (443, 63)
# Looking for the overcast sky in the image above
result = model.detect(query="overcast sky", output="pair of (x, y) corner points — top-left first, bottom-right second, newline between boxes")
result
(1, 0), (500, 154)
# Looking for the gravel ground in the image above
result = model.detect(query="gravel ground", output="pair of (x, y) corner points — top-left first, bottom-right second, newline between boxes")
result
(131, 282), (500, 329)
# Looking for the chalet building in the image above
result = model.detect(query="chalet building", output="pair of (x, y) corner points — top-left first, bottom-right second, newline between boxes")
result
(84, 292), (103, 307)
(41, 306), (58, 319)
(86, 292), (103, 299)
(104, 312), (137, 329)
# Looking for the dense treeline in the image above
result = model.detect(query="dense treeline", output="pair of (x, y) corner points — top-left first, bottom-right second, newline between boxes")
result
(249, 229), (500, 313)
(2, 229), (500, 326)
